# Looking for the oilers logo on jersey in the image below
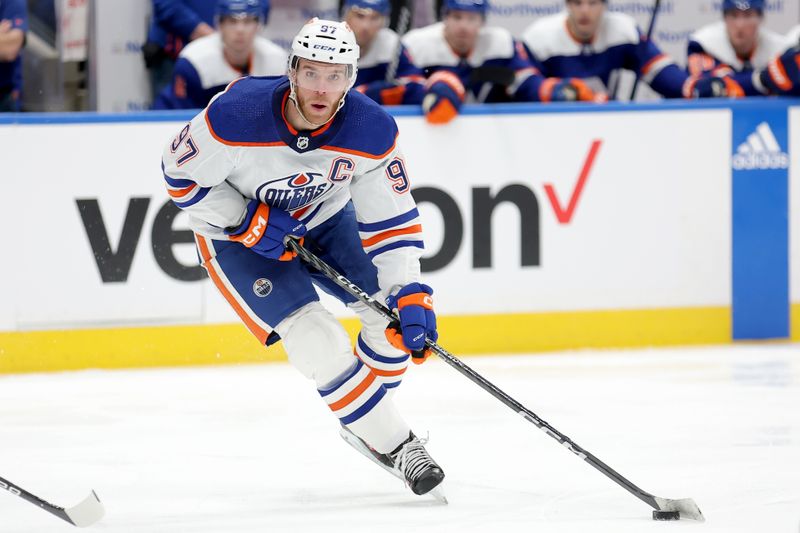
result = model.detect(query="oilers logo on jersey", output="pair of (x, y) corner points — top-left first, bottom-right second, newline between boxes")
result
(256, 172), (335, 212)
(253, 278), (273, 297)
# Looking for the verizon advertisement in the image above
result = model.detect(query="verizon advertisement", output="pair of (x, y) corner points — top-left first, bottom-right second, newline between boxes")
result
(0, 106), (734, 333)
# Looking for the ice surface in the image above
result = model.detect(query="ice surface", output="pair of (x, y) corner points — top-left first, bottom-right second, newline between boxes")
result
(0, 344), (798, 532)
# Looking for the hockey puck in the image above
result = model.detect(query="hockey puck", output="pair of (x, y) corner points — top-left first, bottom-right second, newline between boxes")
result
(652, 510), (680, 521)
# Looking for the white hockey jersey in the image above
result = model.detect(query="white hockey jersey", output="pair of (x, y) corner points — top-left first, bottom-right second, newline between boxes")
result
(687, 21), (787, 96)
(161, 76), (424, 293)
(521, 11), (686, 99)
(154, 33), (287, 109)
(402, 22), (543, 103)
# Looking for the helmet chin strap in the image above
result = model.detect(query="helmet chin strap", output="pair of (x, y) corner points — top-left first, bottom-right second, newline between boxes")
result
(287, 77), (348, 130)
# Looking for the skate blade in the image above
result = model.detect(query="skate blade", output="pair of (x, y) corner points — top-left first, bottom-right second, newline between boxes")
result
(429, 485), (448, 505)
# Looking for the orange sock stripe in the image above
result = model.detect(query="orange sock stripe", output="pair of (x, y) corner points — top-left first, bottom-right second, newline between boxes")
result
(328, 372), (377, 411)
(196, 236), (269, 345)
(361, 224), (423, 248)
(354, 350), (408, 377)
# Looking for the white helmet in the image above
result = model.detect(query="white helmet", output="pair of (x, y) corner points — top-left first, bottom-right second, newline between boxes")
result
(287, 18), (360, 128)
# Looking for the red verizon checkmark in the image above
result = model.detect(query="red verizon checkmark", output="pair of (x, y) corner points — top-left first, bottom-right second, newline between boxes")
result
(544, 139), (603, 224)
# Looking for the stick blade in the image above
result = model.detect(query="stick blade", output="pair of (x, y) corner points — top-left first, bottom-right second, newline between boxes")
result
(64, 490), (104, 527)
(653, 496), (704, 522)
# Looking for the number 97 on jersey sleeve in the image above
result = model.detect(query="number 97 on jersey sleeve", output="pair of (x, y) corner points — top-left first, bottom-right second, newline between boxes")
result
(386, 157), (410, 194)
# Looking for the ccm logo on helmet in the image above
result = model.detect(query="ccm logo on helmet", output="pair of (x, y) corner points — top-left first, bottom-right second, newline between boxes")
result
(313, 44), (337, 51)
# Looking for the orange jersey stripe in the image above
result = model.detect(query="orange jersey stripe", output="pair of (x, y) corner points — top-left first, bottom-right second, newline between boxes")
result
(641, 54), (667, 75)
(196, 236), (269, 345)
(204, 110), (287, 148)
(328, 371), (377, 411)
(167, 184), (197, 198)
(322, 132), (399, 160)
(361, 224), (422, 248)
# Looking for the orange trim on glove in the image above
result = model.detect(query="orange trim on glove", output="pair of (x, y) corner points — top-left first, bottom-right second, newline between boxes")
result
(425, 98), (458, 125)
(228, 203), (271, 248)
(768, 57), (794, 92)
(396, 293), (434, 311)
(384, 327), (432, 364)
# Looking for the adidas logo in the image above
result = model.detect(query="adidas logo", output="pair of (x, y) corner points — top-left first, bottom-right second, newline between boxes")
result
(732, 122), (789, 171)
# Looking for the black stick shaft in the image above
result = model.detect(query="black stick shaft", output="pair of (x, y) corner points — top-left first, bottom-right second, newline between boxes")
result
(386, 1), (412, 83)
(628, 0), (662, 101)
(0, 475), (76, 525)
(287, 238), (660, 510)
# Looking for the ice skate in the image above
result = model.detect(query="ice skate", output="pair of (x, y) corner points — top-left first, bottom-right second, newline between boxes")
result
(339, 426), (447, 503)
(390, 432), (445, 497)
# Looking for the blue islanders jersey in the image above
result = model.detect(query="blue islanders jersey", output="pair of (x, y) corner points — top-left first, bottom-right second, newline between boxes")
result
(355, 27), (426, 105)
(687, 21), (787, 96)
(0, 0), (27, 97)
(522, 11), (688, 99)
(161, 76), (424, 295)
(153, 34), (287, 110)
(402, 22), (545, 103)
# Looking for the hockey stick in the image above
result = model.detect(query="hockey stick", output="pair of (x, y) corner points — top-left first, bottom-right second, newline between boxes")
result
(0, 475), (104, 527)
(385, 0), (412, 83)
(627, 0), (662, 101)
(286, 237), (705, 521)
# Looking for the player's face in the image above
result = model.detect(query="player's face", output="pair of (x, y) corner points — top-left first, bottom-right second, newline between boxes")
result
(219, 15), (260, 55)
(345, 7), (384, 50)
(724, 9), (761, 56)
(443, 10), (483, 54)
(565, 0), (605, 41)
(293, 59), (350, 124)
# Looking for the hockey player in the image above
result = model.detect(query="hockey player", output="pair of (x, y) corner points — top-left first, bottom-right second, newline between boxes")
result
(154, 0), (285, 110)
(161, 18), (445, 497)
(686, 0), (786, 96)
(522, 0), (739, 101)
(343, 0), (427, 107)
(402, 0), (549, 123)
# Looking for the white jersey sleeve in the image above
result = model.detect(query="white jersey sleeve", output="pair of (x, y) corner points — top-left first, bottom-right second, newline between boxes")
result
(350, 145), (423, 298)
(161, 106), (248, 233)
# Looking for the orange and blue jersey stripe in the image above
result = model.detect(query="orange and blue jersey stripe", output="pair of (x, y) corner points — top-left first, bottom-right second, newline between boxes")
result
(163, 162), (210, 208)
(358, 207), (424, 259)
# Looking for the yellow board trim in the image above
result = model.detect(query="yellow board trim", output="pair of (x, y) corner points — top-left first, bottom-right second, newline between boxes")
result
(0, 306), (733, 374)
(792, 303), (799, 342)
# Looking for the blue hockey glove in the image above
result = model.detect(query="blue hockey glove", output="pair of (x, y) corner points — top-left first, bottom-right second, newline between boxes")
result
(356, 81), (407, 106)
(385, 283), (438, 364)
(541, 78), (598, 102)
(758, 46), (800, 96)
(225, 199), (307, 261)
(422, 71), (464, 125)
(683, 75), (744, 98)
